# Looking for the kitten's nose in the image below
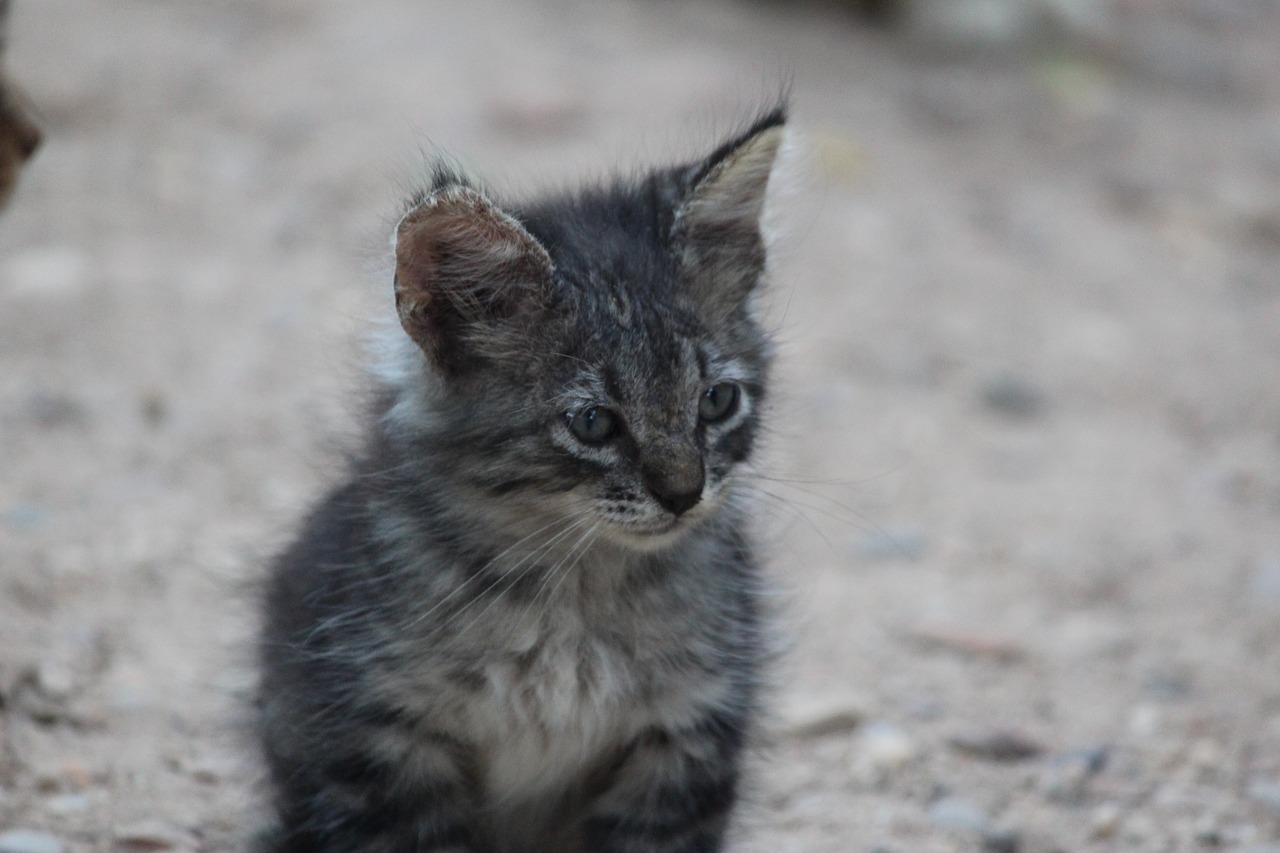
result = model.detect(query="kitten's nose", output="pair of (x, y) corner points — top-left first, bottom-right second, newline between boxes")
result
(644, 471), (705, 517)
(648, 484), (703, 516)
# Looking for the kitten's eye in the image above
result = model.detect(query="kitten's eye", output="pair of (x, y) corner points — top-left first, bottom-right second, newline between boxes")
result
(567, 406), (618, 444)
(699, 382), (740, 423)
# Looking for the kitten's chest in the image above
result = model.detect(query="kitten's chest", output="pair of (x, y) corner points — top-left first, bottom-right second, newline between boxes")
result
(445, 573), (711, 799)
(460, 603), (652, 800)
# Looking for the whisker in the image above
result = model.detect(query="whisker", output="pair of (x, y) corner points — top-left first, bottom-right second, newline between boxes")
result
(424, 514), (594, 635)
(526, 519), (603, 617)
(442, 507), (596, 635)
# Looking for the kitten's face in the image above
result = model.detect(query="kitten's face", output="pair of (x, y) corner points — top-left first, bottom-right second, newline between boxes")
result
(399, 230), (771, 554)
(389, 112), (784, 552)
(536, 289), (766, 550)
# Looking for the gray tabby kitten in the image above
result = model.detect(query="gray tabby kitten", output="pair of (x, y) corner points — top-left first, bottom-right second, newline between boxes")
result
(259, 107), (787, 853)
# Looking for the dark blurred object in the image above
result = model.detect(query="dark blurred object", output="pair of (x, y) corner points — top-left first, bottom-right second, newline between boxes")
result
(853, 0), (904, 27)
(0, 0), (42, 210)
(766, 0), (1260, 99)
(742, 0), (905, 27)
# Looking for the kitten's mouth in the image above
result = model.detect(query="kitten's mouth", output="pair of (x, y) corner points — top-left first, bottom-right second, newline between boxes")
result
(605, 503), (715, 549)
(631, 518), (683, 536)
(593, 485), (726, 550)
(604, 523), (687, 552)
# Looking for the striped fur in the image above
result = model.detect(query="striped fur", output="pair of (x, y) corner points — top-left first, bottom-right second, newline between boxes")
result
(259, 107), (787, 853)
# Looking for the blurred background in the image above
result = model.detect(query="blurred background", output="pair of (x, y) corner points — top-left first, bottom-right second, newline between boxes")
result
(1, 1), (1279, 850)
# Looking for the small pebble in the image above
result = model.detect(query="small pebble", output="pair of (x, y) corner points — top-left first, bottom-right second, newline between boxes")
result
(112, 823), (198, 853)
(1054, 611), (1133, 660)
(909, 625), (1026, 663)
(779, 692), (867, 739)
(979, 373), (1047, 420)
(183, 753), (240, 784)
(1010, 833), (1070, 853)
(106, 684), (153, 714)
(0, 831), (64, 853)
(60, 761), (94, 789)
(1192, 815), (1223, 846)
(1188, 739), (1227, 777)
(928, 796), (991, 833)
(854, 720), (921, 774)
(140, 392), (169, 427)
(902, 694), (947, 720)
(949, 729), (1044, 762)
(1089, 802), (1123, 840)
(34, 661), (78, 700)
(1041, 747), (1108, 802)
(1129, 704), (1162, 738)
(24, 391), (88, 428)
(43, 793), (90, 815)
(1142, 664), (1193, 701)
(982, 827), (1022, 853)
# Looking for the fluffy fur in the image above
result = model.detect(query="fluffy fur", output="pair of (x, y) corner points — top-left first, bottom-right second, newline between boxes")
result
(259, 107), (788, 853)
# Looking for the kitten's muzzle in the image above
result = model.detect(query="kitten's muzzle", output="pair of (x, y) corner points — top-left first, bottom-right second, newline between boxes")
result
(643, 469), (705, 517)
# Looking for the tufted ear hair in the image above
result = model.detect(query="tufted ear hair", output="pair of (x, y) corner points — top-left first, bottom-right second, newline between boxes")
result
(394, 185), (557, 375)
(676, 108), (786, 321)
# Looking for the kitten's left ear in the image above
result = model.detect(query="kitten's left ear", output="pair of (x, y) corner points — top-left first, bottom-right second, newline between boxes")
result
(393, 185), (557, 375)
(676, 109), (786, 318)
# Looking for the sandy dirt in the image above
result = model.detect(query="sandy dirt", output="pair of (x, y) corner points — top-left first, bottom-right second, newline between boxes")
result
(2, 1), (1279, 851)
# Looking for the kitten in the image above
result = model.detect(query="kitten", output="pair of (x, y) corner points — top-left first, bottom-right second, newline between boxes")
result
(259, 106), (788, 853)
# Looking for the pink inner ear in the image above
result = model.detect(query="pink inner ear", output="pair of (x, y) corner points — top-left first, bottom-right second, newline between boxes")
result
(395, 219), (439, 299)
(391, 188), (556, 368)
(393, 221), (446, 360)
(394, 211), (439, 295)
(396, 191), (553, 298)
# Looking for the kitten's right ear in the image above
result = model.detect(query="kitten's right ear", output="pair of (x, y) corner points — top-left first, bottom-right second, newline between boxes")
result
(676, 108), (786, 322)
(394, 187), (555, 374)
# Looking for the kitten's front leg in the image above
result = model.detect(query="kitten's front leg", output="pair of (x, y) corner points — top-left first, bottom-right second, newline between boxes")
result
(269, 730), (478, 853)
(584, 707), (747, 853)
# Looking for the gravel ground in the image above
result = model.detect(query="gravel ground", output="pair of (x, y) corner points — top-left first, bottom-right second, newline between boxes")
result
(2, 1), (1279, 851)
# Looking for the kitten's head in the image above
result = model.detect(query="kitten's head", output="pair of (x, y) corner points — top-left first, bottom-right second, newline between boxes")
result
(384, 109), (786, 551)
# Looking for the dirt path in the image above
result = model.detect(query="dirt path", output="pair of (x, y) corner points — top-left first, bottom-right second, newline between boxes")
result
(2, 2), (1279, 850)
